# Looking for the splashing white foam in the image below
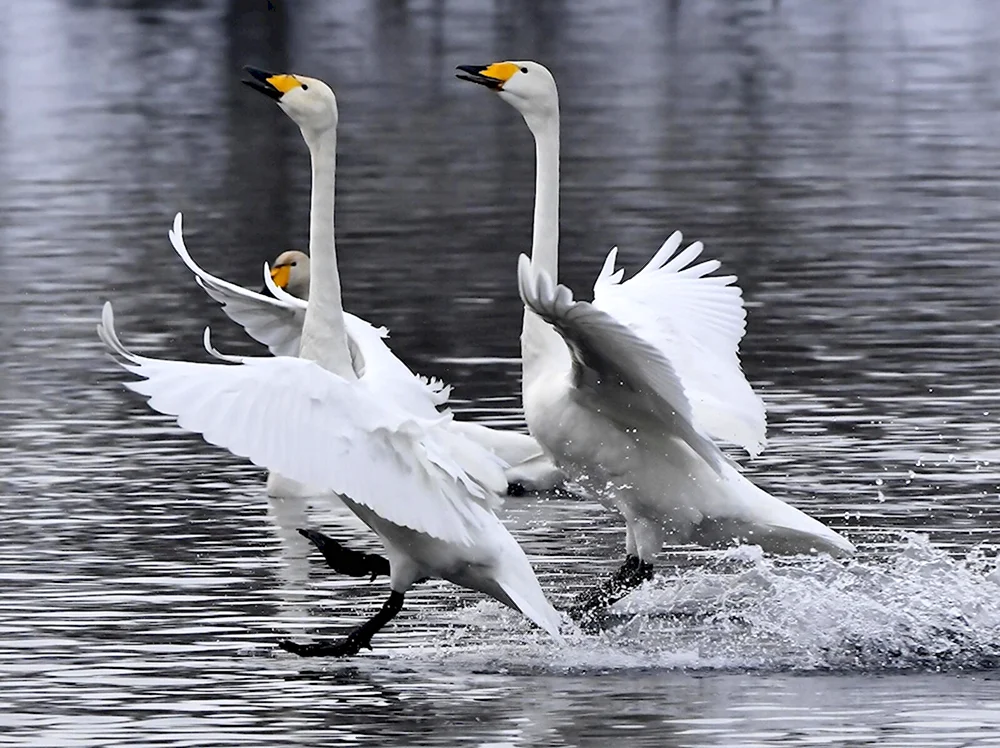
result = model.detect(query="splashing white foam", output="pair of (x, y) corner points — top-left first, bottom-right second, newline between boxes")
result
(423, 536), (1000, 673)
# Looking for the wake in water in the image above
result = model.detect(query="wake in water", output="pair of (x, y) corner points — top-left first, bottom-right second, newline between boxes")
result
(432, 535), (1000, 673)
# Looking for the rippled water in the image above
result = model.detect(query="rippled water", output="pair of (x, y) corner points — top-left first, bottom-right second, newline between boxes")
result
(3, 0), (1000, 745)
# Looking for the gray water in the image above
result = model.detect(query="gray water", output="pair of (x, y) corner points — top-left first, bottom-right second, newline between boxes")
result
(3, 0), (1000, 745)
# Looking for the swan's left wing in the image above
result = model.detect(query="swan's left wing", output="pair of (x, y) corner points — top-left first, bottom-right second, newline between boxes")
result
(592, 232), (766, 455)
(517, 256), (721, 471)
(168, 213), (305, 357)
(98, 303), (506, 547)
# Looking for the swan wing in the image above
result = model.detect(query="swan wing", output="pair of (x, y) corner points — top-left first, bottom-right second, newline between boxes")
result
(341, 313), (454, 412)
(343, 315), (563, 488)
(339, 313), (509, 494)
(98, 302), (506, 546)
(168, 213), (305, 357)
(592, 232), (767, 455)
(445, 420), (564, 491)
(517, 255), (720, 470)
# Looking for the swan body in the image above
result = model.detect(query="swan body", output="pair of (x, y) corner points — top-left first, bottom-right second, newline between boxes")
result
(99, 302), (560, 639)
(167, 215), (563, 495)
(101, 67), (562, 651)
(457, 61), (853, 586)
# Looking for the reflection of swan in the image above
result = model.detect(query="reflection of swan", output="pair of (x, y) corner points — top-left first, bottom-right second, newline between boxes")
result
(99, 68), (562, 655)
(457, 61), (854, 613)
(168, 216), (563, 495)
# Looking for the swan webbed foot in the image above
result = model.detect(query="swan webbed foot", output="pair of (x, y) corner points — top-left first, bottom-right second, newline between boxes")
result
(298, 528), (390, 581)
(280, 590), (405, 658)
(278, 636), (369, 657)
(567, 554), (655, 622)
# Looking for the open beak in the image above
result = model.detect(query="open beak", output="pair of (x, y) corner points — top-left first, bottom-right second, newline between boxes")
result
(455, 63), (516, 91)
(242, 66), (304, 100)
(242, 66), (283, 100)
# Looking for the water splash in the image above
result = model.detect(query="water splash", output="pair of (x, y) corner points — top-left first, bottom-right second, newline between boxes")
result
(427, 536), (1000, 673)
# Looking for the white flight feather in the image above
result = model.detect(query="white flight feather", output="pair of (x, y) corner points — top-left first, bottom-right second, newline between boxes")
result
(98, 302), (507, 548)
(592, 231), (767, 456)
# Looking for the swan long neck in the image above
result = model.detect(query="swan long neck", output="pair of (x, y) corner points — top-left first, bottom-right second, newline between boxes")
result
(521, 113), (565, 385)
(528, 116), (560, 281)
(298, 128), (354, 378)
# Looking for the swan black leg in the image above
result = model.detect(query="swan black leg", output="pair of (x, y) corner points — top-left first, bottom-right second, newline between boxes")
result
(279, 591), (405, 657)
(297, 528), (390, 581)
(568, 554), (655, 621)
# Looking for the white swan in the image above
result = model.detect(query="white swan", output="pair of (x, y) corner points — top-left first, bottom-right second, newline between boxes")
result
(99, 67), (563, 654)
(168, 215), (563, 495)
(457, 60), (853, 611)
(267, 250), (310, 300)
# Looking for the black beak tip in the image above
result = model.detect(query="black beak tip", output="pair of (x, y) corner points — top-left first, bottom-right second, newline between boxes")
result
(243, 65), (276, 82)
(242, 65), (284, 100)
(455, 65), (501, 90)
(240, 78), (282, 101)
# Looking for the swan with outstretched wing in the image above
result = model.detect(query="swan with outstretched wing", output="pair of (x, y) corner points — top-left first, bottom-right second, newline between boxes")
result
(167, 213), (563, 495)
(101, 68), (563, 655)
(457, 60), (854, 616)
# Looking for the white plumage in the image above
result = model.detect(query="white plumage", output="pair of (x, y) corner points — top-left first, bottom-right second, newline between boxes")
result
(517, 257), (853, 557)
(592, 232), (766, 455)
(100, 302), (505, 546)
(457, 60), (853, 604)
(100, 68), (564, 652)
(100, 302), (562, 641)
(167, 213), (563, 493)
(169, 213), (305, 358)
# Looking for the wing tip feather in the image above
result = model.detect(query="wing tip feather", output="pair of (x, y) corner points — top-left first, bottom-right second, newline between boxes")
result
(264, 261), (308, 310)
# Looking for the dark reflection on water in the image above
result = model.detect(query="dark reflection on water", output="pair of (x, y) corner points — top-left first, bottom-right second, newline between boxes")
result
(3, 0), (1000, 745)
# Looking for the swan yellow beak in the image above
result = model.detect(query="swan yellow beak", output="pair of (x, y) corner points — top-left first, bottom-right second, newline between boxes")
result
(270, 264), (291, 289)
(242, 66), (303, 100)
(456, 62), (519, 90)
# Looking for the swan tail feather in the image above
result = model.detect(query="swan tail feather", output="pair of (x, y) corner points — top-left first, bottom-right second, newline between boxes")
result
(496, 565), (564, 644)
(710, 461), (855, 558)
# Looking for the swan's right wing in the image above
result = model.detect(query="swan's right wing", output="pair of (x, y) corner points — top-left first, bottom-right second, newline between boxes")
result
(168, 213), (304, 357)
(517, 256), (721, 471)
(98, 302), (506, 547)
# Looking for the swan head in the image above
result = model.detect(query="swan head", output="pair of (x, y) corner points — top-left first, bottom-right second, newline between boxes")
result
(456, 60), (558, 127)
(242, 66), (338, 135)
(269, 250), (310, 300)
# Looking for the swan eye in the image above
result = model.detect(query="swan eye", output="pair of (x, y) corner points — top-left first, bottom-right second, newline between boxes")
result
(301, 84), (309, 90)
(520, 67), (528, 74)
(291, 261), (297, 267)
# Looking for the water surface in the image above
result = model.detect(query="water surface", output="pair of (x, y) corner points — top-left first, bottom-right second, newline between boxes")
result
(2, 1), (1000, 745)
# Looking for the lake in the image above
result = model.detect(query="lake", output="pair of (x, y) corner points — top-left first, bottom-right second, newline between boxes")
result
(2, 0), (999, 745)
